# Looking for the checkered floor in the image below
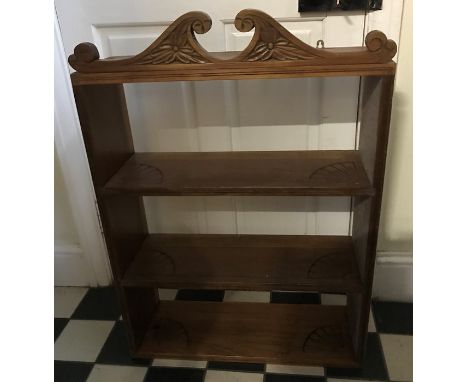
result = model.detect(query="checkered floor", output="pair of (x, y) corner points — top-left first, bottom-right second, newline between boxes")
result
(55, 287), (412, 382)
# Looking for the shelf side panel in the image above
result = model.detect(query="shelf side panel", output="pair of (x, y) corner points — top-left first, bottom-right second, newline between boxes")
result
(73, 84), (156, 349)
(348, 75), (395, 360)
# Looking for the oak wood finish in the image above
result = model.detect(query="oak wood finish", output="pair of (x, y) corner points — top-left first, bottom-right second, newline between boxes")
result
(69, 8), (397, 368)
(122, 234), (362, 293)
(137, 301), (358, 367)
(68, 9), (396, 85)
(103, 151), (374, 196)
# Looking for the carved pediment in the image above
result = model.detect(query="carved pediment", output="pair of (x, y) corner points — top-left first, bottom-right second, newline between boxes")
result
(69, 9), (397, 73)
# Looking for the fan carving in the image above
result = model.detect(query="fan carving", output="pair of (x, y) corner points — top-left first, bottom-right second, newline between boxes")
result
(303, 325), (346, 352)
(148, 250), (175, 274)
(307, 252), (354, 279)
(309, 161), (358, 183)
(150, 318), (189, 346)
(131, 163), (164, 184)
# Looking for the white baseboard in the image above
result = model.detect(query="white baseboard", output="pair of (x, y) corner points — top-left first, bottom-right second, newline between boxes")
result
(54, 243), (93, 286)
(372, 251), (413, 302)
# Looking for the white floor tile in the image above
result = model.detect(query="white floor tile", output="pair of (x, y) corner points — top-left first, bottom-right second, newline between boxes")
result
(152, 358), (207, 368)
(380, 334), (413, 381)
(223, 291), (270, 303)
(54, 287), (88, 318)
(87, 365), (147, 382)
(320, 293), (347, 306)
(54, 320), (114, 362)
(266, 364), (324, 376)
(205, 370), (263, 382)
(158, 289), (178, 300)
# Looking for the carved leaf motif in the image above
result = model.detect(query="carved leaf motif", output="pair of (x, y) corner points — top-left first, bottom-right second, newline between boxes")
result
(135, 26), (208, 65)
(246, 27), (321, 62)
(234, 10), (326, 63)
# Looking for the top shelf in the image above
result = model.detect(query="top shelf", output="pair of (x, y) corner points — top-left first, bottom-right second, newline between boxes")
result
(69, 9), (397, 85)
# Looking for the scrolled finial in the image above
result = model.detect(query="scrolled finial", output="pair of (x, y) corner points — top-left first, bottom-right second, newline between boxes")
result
(365, 30), (397, 57)
(190, 12), (212, 35)
(234, 9), (256, 32)
(71, 42), (100, 63)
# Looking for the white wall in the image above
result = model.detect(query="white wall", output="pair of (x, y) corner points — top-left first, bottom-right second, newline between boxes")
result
(54, 144), (79, 246)
(373, 0), (413, 301)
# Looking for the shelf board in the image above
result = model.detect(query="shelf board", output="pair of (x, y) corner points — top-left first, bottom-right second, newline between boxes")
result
(103, 150), (374, 196)
(122, 234), (362, 293)
(135, 300), (358, 367)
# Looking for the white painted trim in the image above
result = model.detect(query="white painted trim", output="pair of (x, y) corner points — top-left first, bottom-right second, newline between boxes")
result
(377, 251), (413, 265)
(54, 13), (112, 286)
(373, 251), (413, 302)
(54, 243), (91, 286)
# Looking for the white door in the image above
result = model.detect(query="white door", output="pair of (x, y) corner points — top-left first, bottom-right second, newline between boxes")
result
(55, 0), (403, 284)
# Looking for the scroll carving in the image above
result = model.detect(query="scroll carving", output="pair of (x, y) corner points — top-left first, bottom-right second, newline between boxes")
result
(131, 12), (214, 65)
(234, 9), (327, 62)
(69, 9), (397, 73)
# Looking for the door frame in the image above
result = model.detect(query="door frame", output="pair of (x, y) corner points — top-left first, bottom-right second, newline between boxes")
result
(54, 12), (111, 286)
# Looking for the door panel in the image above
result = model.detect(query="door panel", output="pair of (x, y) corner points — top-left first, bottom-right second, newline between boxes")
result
(56, 0), (401, 239)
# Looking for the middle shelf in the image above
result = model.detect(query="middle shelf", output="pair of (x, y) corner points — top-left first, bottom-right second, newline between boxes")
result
(122, 234), (363, 293)
(103, 150), (374, 196)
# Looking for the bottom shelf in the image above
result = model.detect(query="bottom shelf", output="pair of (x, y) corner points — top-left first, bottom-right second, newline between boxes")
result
(136, 300), (358, 367)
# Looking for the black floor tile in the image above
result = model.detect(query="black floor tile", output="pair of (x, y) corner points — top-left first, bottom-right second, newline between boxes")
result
(144, 367), (205, 382)
(265, 374), (325, 382)
(207, 361), (264, 373)
(71, 287), (121, 320)
(372, 300), (413, 335)
(176, 289), (225, 302)
(326, 332), (388, 381)
(270, 291), (321, 304)
(54, 361), (93, 382)
(96, 321), (152, 366)
(54, 318), (69, 342)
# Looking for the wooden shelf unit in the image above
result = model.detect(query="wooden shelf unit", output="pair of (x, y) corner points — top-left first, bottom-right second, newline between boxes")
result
(70, 9), (396, 368)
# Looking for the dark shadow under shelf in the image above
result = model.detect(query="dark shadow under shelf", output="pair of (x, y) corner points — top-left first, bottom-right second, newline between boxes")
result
(122, 234), (362, 293)
(103, 150), (374, 196)
(135, 300), (358, 367)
